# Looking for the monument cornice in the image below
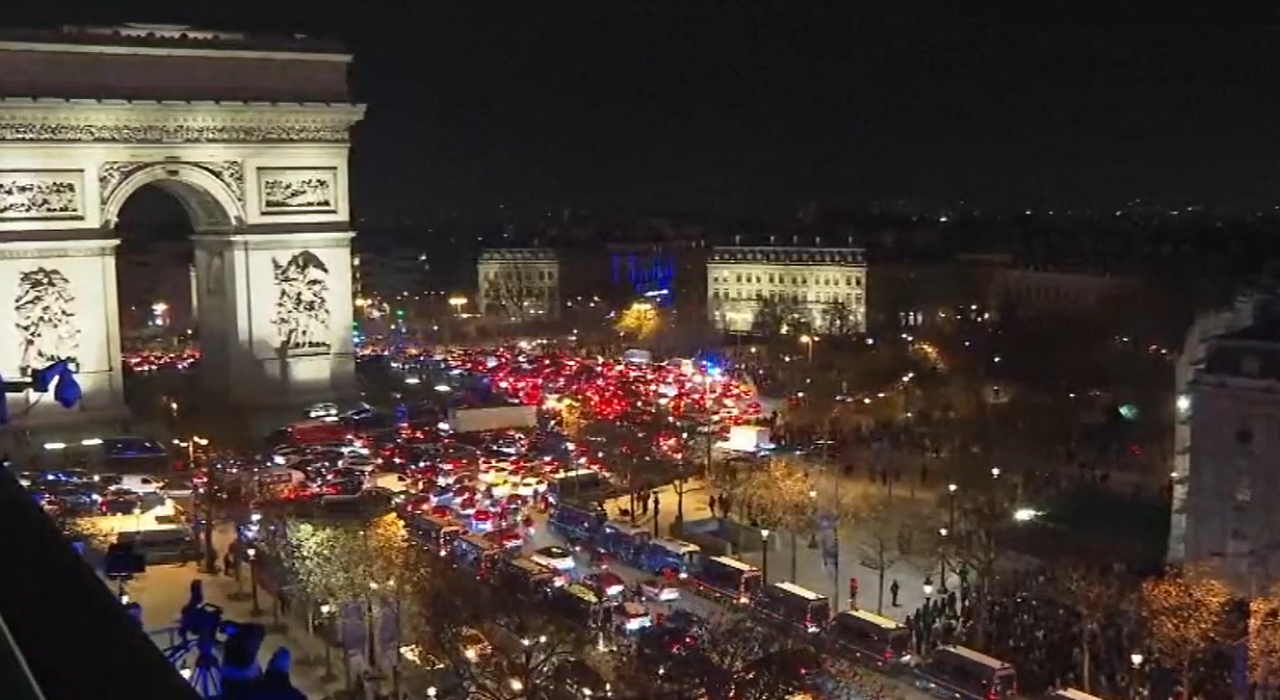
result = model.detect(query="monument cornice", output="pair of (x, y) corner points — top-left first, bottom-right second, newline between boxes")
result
(0, 99), (365, 143)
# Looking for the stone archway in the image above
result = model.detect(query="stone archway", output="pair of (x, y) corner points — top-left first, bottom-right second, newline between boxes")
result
(102, 162), (246, 233)
(0, 25), (364, 437)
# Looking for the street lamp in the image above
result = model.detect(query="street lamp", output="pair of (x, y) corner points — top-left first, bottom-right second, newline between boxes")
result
(178, 436), (217, 575)
(246, 546), (263, 617)
(799, 334), (816, 362)
(1129, 653), (1144, 700)
(990, 467), (1001, 479)
(367, 580), (381, 676)
(937, 527), (950, 592)
(760, 528), (771, 584)
(922, 576), (934, 597)
(319, 603), (337, 682)
(448, 295), (467, 316)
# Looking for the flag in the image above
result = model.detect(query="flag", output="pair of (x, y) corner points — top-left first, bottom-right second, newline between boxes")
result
(52, 364), (81, 408)
(31, 360), (81, 409)
(0, 370), (7, 425)
(30, 360), (65, 393)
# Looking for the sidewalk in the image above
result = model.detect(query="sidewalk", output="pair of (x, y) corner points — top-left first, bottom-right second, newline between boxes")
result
(126, 533), (348, 698)
(600, 477), (957, 623)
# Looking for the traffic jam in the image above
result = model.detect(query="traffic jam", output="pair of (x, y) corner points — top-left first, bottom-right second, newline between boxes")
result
(257, 345), (932, 697)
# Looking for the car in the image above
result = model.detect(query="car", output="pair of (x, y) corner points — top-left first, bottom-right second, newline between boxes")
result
(513, 476), (547, 497)
(584, 571), (627, 598)
(640, 577), (682, 602)
(161, 478), (196, 498)
(100, 489), (142, 515)
(470, 509), (496, 533)
(531, 545), (576, 572)
(460, 628), (492, 661)
(306, 402), (339, 419)
(118, 474), (165, 494)
(478, 467), (511, 486)
(484, 528), (524, 550)
(615, 601), (654, 633)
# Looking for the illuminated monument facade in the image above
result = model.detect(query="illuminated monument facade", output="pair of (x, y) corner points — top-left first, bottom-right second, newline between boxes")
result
(0, 25), (363, 432)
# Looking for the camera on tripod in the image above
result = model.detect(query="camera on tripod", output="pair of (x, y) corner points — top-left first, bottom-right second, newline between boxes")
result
(104, 540), (146, 581)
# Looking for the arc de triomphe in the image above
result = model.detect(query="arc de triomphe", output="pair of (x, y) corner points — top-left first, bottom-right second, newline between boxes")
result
(0, 25), (363, 436)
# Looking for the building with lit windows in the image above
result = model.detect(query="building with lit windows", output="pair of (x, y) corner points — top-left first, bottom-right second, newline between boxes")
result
(1183, 299), (1280, 595)
(477, 248), (560, 321)
(706, 246), (866, 333)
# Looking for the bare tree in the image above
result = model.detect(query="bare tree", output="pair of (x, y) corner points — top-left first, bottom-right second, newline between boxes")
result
(854, 491), (930, 615)
(1051, 561), (1135, 694)
(686, 617), (817, 700)
(410, 565), (587, 700)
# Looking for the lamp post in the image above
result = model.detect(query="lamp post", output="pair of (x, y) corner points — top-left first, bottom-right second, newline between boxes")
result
(182, 436), (215, 573)
(367, 580), (380, 679)
(388, 579), (402, 700)
(319, 603), (337, 683)
(246, 546), (264, 617)
(1129, 653), (1144, 700)
(448, 295), (467, 316)
(800, 334), (816, 363)
(761, 528), (771, 584)
(937, 527), (949, 593)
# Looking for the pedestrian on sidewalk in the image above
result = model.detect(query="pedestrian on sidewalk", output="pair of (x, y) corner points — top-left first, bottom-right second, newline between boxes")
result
(890, 579), (901, 607)
(640, 495), (649, 516)
(707, 494), (717, 517)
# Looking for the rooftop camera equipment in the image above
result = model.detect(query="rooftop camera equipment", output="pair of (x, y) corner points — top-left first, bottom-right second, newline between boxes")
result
(104, 540), (145, 601)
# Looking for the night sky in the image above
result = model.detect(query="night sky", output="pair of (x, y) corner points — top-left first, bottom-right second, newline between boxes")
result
(18, 3), (1280, 225)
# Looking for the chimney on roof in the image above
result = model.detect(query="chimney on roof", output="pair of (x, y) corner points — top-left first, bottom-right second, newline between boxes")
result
(769, 235), (776, 245)
(792, 234), (799, 245)
(816, 236), (822, 247)
(734, 234), (741, 245)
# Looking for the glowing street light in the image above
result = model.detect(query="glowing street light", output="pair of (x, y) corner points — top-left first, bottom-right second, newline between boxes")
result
(448, 294), (468, 316)
(799, 334), (817, 362)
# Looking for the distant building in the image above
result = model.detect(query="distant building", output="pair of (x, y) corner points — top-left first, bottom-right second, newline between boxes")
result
(350, 247), (431, 300)
(1182, 294), (1280, 594)
(988, 265), (1139, 316)
(707, 246), (867, 334)
(477, 248), (560, 321)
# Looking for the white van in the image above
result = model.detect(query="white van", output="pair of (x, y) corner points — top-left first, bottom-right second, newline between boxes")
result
(118, 474), (165, 494)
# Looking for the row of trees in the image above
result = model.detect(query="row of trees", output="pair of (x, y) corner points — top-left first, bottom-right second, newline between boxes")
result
(264, 512), (900, 700)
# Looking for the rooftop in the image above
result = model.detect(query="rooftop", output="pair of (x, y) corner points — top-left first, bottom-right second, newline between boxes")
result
(709, 246), (866, 265)
(0, 24), (347, 56)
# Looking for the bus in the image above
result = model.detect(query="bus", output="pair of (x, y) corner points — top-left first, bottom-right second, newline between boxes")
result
(827, 609), (912, 667)
(693, 555), (762, 604)
(451, 533), (504, 578)
(914, 645), (1017, 700)
(756, 582), (830, 634)
(410, 514), (464, 554)
(496, 556), (564, 597)
(550, 584), (602, 626)
(547, 469), (609, 502)
(549, 500), (608, 541)
(640, 538), (701, 577)
(595, 520), (651, 563)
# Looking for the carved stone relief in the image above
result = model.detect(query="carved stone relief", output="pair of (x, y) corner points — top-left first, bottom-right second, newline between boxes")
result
(271, 250), (331, 352)
(259, 168), (337, 213)
(0, 171), (84, 220)
(15, 267), (81, 375)
(0, 122), (351, 143)
(99, 160), (245, 205)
